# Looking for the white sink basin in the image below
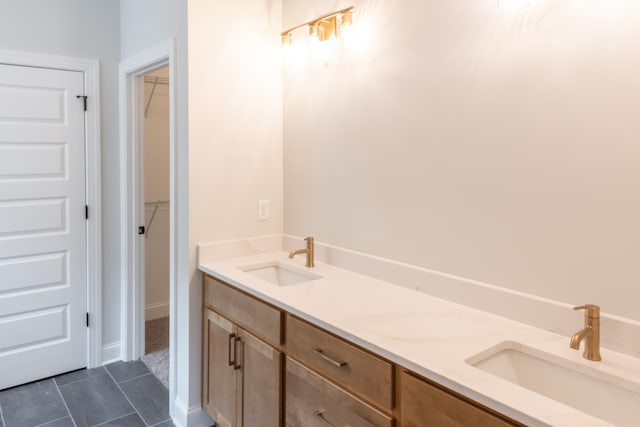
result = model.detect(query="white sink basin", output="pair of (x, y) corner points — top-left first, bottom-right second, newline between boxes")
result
(466, 342), (640, 426)
(239, 262), (321, 286)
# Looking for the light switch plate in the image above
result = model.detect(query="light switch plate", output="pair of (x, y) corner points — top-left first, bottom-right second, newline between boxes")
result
(258, 200), (270, 221)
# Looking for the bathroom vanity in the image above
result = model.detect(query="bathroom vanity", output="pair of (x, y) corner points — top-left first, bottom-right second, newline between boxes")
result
(202, 275), (523, 426)
(199, 250), (640, 427)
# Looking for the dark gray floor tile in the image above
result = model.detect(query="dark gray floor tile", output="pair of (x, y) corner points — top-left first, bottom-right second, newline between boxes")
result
(54, 367), (107, 387)
(58, 374), (133, 427)
(149, 419), (175, 427)
(37, 417), (75, 427)
(105, 361), (150, 384)
(119, 374), (169, 426)
(0, 379), (68, 427)
(94, 413), (144, 427)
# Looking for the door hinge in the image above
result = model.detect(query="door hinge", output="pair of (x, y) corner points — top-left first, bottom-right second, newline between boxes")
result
(86, 312), (90, 328)
(138, 226), (145, 235)
(77, 95), (88, 111)
(85, 205), (89, 220)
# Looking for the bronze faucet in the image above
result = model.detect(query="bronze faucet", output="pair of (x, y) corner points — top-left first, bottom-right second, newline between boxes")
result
(570, 304), (601, 361)
(288, 236), (314, 268)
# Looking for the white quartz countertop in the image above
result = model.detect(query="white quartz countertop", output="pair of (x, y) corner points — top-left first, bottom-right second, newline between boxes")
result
(199, 251), (640, 427)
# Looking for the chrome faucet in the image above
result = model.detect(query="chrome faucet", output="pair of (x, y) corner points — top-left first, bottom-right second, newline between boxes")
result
(570, 304), (601, 361)
(288, 236), (314, 268)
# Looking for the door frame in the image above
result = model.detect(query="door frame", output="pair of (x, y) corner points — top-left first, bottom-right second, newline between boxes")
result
(0, 49), (102, 368)
(119, 39), (177, 385)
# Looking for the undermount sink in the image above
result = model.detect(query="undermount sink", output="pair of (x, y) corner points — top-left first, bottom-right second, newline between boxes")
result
(239, 261), (321, 286)
(466, 341), (640, 426)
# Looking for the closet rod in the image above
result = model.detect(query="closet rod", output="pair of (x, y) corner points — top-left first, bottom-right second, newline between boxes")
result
(144, 75), (169, 85)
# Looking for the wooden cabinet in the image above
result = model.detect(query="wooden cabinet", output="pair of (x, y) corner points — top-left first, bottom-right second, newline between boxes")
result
(238, 328), (281, 427)
(286, 314), (394, 410)
(400, 371), (524, 427)
(204, 276), (281, 346)
(203, 311), (237, 427)
(202, 274), (525, 427)
(203, 278), (282, 427)
(286, 357), (393, 427)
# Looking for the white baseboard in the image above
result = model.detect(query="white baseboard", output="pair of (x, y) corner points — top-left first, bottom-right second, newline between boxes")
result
(146, 301), (170, 320)
(101, 342), (121, 365)
(283, 234), (640, 359)
(173, 396), (214, 427)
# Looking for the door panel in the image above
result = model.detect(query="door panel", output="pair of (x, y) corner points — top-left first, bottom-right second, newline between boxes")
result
(0, 64), (86, 389)
(0, 143), (66, 178)
(204, 310), (237, 427)
(238, 328), (281, 427)
(0, 305), (69, 352)
(0, 197), (66, 234)
(0, 251), (67, 293)
(0, 84), (66, 122)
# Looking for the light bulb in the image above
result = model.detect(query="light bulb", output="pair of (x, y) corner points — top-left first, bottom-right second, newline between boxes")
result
(340, 10), (353, 29)
(281, 33), (292, 45)
(308, 23), (319, 41)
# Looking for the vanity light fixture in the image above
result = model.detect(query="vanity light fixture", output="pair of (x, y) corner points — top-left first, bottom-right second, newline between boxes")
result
(281, 6), (355, 45)
(281, 32), (293, 45)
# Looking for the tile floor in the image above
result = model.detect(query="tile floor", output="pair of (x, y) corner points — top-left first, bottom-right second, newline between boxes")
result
(0, 361), (174, 427)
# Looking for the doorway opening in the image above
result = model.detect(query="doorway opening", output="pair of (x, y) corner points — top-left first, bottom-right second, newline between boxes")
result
(139, 66), (171, 387)
(119, 41), (179, 414)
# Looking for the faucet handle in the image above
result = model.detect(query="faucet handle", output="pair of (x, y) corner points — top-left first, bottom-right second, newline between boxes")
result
(573, 304), (600, 318)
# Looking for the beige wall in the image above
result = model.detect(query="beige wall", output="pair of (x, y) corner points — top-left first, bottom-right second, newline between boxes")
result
(189, 0), (283, 246)
(283, 0), (640, 320)
(144, 69), (170, 317)
(188, 0), (283, 413)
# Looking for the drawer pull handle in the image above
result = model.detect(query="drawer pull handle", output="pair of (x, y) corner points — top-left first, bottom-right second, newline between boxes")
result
(314, 410), (336, 427)
(233, 336), (242, 370)
(228, 333), (236, 367)
(313, 348), (347, 368)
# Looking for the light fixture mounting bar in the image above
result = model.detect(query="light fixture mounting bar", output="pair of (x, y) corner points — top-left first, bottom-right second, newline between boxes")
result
(281, 6), (355, 38)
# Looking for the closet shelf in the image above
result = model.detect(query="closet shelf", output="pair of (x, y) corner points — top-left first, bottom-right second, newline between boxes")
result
(144, 200), (169, 239)
(144, 76), (169, 117)
(144, 75), (169, 85)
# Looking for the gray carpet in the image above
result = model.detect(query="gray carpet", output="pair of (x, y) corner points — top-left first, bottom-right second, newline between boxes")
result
(141, 316), (169, 388)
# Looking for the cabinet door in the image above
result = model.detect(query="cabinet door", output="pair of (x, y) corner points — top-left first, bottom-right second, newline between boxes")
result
(237, 328), (282, 427)
(400, 371), (520, 427)
(203, 310), (238, 427)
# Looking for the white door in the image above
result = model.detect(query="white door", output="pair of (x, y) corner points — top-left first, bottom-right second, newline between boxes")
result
(0, 64), (87, 389)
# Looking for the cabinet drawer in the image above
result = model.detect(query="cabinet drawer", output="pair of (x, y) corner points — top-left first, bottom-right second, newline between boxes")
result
(400, 371), (524, 427)
(204, 275), (281, 346)
(286, 357), (394, 427)
(286, 315), (393, 410)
